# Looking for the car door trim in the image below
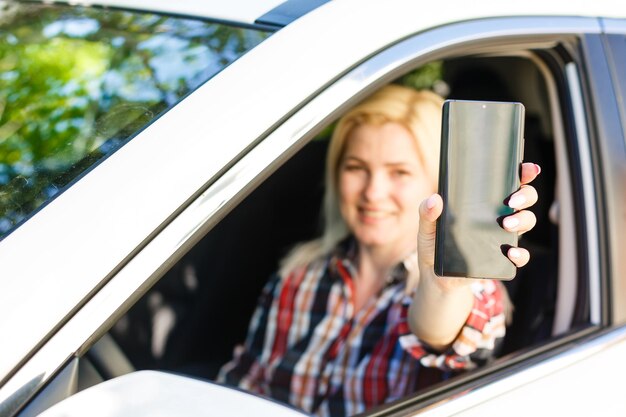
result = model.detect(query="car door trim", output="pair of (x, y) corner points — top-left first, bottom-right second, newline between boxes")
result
(391, 324), (626, 416)
(565, 63), (602, 326)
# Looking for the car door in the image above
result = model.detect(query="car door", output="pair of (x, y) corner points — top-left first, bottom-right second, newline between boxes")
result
(2, 2), (626, 416)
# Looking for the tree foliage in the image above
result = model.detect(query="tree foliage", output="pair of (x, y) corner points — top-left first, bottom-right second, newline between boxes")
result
(0, 2), (269, 237)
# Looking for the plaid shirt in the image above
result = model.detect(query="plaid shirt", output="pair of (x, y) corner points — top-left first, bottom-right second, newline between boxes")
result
(218, 242), (505, 416)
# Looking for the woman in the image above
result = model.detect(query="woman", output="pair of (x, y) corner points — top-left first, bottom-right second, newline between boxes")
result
(218, 84), (539, 416)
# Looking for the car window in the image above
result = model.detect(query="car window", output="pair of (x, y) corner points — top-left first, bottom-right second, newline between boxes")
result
(19, 29), (596, 415)
(0, 1), (270, 239)
(105, 52), (565, 394)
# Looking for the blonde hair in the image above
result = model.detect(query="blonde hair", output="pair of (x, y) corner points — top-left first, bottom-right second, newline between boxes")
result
(280, 85), (444, 291)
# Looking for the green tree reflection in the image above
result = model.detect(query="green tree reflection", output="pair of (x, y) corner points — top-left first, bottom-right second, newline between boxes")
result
(0, 2), (269, 237)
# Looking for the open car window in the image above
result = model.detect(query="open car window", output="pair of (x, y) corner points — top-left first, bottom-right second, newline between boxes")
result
(96, 44), (585, 413)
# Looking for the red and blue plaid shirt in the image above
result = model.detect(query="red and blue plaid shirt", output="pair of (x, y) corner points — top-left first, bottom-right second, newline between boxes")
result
(218, 242), (505, 416)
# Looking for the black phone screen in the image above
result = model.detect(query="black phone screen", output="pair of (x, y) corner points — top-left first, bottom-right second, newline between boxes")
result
(435, 99), (525, 279)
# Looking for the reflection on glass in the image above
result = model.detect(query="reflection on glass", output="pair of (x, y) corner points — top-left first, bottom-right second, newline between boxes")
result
(0, 1), (270, 238)
(437, 100), (524, 279)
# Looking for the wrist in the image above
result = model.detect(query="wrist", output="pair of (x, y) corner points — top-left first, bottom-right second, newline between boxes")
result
(409, 270), (475, 350)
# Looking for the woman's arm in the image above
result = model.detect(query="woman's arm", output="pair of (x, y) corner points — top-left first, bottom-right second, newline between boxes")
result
(408, 162), (540, 351)
(408, 264), (474, 350)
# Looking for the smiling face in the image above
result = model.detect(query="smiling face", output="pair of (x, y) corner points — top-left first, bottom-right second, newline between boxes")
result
(338, 122), (433, 255)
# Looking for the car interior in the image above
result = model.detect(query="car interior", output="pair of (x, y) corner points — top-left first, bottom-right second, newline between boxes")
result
(102, 53), (573, 375)
(20, 44), (592, 416)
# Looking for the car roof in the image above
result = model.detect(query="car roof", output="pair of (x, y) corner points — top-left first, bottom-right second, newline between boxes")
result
(29, 0), (626, 27)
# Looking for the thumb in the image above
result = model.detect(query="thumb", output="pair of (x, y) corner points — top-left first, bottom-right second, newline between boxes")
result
(418, 194), (443, 268)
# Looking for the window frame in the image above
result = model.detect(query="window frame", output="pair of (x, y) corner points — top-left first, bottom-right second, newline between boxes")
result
(586, 25), (626, 326)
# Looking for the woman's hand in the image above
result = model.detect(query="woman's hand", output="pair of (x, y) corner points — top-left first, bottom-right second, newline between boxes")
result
(418, 162), (541, 286)
(500, 162), (541, 266)
(408, 162), (541, 349)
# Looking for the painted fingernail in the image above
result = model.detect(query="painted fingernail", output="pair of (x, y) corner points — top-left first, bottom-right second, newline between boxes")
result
(503, 217), (519, 230)
(535, 164), (542, 175)
(426, 194), (437, 209)
(509, 248), (522, 259)
(508, 194), (526, 208)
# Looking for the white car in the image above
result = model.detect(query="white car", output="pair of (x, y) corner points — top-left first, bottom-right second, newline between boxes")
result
(1, 0), (626, 416)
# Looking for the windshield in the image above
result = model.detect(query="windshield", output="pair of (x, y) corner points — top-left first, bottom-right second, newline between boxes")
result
(0, 1), (270, 238)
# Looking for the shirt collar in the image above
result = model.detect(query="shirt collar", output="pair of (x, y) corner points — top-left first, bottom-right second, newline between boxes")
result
(329, 236), (415, 287)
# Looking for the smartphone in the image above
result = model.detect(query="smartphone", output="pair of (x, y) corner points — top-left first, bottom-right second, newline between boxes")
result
(435, 99), (525, 280)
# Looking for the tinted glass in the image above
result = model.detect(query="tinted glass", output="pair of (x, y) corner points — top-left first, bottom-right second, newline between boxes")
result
(0, 2), (270, 238)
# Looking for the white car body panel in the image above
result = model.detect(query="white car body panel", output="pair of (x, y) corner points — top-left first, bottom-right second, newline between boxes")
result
(1, 0), (626, 415)
(426, 328), (626, 417)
